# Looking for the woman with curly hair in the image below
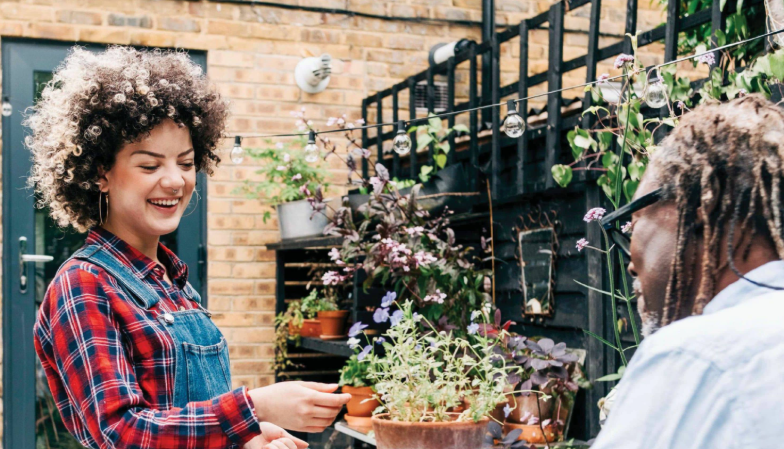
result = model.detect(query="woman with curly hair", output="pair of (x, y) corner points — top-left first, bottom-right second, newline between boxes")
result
(29, 46), (349, 449)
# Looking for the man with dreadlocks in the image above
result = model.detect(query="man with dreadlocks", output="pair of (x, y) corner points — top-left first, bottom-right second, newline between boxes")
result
(591, 94), (784, 448)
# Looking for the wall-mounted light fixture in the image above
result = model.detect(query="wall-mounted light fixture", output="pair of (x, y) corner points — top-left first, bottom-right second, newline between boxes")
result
(428, 39), (474, 66)
(294, 54), (332, 94)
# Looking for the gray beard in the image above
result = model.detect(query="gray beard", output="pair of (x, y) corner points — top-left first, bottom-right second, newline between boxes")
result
(634, 278), (661, 338)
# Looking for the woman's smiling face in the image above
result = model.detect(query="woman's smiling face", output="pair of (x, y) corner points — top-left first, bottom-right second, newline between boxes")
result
(99, 119), (196, 240)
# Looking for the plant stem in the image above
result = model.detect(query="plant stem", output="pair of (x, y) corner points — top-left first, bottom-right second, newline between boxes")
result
(486, 179), (496, 305)
(601, 228), (628, 366)
(616, 247), (640, 345)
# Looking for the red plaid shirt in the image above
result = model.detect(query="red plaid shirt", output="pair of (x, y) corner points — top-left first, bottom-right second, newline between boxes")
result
(33, 227), (261, 449)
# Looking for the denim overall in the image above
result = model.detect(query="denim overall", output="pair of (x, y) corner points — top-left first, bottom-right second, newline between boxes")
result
(71, 244), (233, 407)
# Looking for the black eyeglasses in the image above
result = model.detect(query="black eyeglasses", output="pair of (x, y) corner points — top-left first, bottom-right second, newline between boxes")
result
(600, 188), (663, 259)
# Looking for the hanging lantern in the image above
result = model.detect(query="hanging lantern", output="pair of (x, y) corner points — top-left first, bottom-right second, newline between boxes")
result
(392, 121), (412, 155)
(230, 136), (244, 164)
(503, 99), (525, 138)
(644, 69), (668, 109)
(304, 130), (319, 163)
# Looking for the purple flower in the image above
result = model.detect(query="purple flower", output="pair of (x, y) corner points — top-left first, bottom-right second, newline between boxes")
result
(390, 310), (404, 327)
(299, 185), (311, 197)
(375, 337), (386, 344)
(583, 207), (606, 222)
(348, 321), (368, 337)
(614, 54), (635, 69)
(697, 51), (715, 66)
(676, 101), (686, 110)
(357, 345), (372, 361)
(503, 404), (512, 418)
(467, 323), (480, 334)
(381, 291), (397, 307)
(576, 238), (589, 252)
(621, 221), (632, 234)
(373, 307), (390, 323)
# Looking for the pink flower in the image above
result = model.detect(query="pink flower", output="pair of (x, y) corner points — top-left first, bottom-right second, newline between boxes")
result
(576, 238), (589, 252)
(424, 289), (447, 304)
(406, 226), (425, 236)
(276, 142), (285, 150)
(598, 73), (610, 84)
(583, 207), (606, 222)
(369, 176), (385, 193)
(355, 118), (365, 125)
(322, 271), (347, 286)
(621, 221), (632, 234)
(361, 148), (371, 159)
(614, 54), (635, 69)
(283, 153), (290, 162)
(291, 173), (302, 181)
(676, 101), (686, 110)
(413, 251), (437, 267)
(697, 51), (715, 66)
(326, 117), (338, 126)
(276, 165), (287, 171)
(299, 185), (311, 196)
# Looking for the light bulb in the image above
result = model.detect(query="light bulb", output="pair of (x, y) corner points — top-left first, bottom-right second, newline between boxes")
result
(503, 99), (525, 138)
(231, 136), (244, 164)
(304, 130), (319, 163)
(645, 74), (668, 109)
(2, 97), (12, 117)
(392, 121), (411, 155)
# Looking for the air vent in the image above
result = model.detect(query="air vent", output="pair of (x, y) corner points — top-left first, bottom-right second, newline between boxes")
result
(414, 81), (448, 113)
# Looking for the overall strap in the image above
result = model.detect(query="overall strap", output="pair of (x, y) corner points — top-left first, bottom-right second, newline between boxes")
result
(72, 244), (161, 309)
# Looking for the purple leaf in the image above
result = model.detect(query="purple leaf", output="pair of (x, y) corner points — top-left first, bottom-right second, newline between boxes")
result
(530, 358), (551, 371)
(538, 338), (555, 354)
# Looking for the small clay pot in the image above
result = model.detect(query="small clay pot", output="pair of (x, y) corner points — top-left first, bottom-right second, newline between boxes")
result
(343, 385), (379, 417)
(300, 319), (322, 338)
(503, 422), (557, 444)
(506, 393), (552, 424)
(345, 414), (373, 433)
(318, 310), (350, 336)
(372, 413), (489, 449)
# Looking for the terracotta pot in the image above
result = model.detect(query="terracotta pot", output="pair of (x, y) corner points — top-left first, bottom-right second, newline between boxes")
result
(318, 310), (349, 336)
(345, 414), (373, 433)
(343, 385), (379, 417)
(503, 422), (557, 444)
(287, 321), (302, 337)
(372, 413), (489, 449)
(506, 393), (552, 424)
(300, 319), (321, 338)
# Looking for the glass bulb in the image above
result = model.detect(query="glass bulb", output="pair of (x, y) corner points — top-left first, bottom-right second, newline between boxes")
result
(503, 112), (525, 138)
(645, 81), (668, 108)
(2, 101), (12, 117)
(304, 141), (319, 163)
(392, 131), (412, 155)
(230, 143), (244, 164)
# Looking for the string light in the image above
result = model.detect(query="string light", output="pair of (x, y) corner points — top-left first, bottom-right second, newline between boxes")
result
(503, 99), (525, 138)
(392, 121), (412, 155)
(304, 130), (319, 163)
(644, 68), (668, 109)
(1, 96), (12, 117)
(230, 136), (244, 164)
(228, 28), (784, 151)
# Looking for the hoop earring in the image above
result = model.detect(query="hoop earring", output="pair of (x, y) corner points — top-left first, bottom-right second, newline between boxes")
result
(182, 189), (200, 218)
(99, 192), (109, 225)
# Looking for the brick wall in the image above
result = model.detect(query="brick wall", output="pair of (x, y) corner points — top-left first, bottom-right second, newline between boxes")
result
(0, 0), (676, 446)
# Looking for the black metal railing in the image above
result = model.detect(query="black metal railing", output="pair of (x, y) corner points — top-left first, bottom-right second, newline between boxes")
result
(359, 0), (756, 201)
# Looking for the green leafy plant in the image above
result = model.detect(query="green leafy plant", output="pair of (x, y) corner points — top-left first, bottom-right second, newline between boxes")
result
(273, 300), (304, 374)
(339, 353), (374, 387)
(300, 289), (338, 317)
(408, 114), (469, 182)
(236, 136), (329, 223)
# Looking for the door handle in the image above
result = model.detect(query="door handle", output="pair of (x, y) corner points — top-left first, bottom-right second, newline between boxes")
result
(19, 236), (54, 293)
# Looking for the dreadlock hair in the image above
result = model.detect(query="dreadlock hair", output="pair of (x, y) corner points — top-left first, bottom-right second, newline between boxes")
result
(651, 94), (784, 326)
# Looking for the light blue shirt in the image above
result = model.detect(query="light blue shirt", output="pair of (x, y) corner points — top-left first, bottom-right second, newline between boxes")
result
(591, 260), (784, 449)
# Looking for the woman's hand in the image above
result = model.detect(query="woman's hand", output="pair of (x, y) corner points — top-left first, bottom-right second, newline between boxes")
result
(242, 422), (308, 449)
(249, 381), (351, 432)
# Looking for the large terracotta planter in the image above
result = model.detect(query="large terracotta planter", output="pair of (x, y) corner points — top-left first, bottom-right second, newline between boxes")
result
(343, 385), (379, 417)
(300, 319), (322, 338)
(506, 393), (552, 424)
(318, 310), (349, 336)
(372, 413), (489, 449)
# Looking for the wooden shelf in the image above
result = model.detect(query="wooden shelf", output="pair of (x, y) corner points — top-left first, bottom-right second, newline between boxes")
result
(267, 235), (342, 251)
(300, 337), (354, 357)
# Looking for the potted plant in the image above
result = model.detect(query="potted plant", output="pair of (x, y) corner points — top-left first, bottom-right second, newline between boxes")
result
(338, 322), (380, 431)
(237, 135), (330, 240)
(298, 290), (324, 338)
(273, 300), (304, 375)
(361, 299), (519, 449)
(300, 288), (348, 338)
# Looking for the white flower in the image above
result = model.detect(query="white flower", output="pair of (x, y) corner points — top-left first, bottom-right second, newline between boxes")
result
(423, 289), (447, 304)
(276, 165), (287, 171)
(276, 142), (285, 149)
(470, 310), (482, 322)
(347, 337), (360, 349)
(291, 173), (302, 181)
(467, 323), (479, 334)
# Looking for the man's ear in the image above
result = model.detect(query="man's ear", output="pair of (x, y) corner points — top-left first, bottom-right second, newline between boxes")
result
(695, 171), (720, 226)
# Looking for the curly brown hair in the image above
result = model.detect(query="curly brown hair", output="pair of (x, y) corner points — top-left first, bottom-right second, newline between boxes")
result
(25, 46), (228, 232)
(651, 94), (784, 325)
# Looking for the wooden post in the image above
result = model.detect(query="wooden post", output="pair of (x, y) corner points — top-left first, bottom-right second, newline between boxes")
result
(545, 2), (564, 190)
